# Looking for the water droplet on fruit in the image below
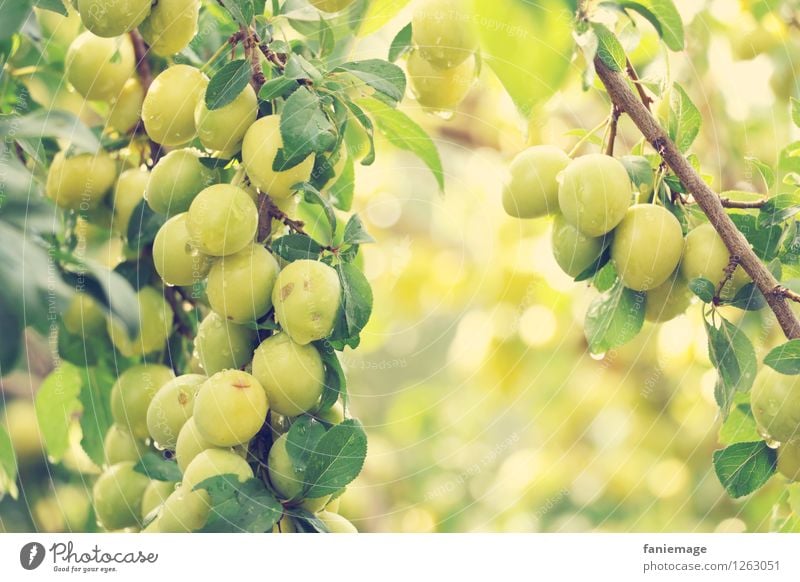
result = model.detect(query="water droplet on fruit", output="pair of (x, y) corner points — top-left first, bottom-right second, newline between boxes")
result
(590, 352), (606, 361)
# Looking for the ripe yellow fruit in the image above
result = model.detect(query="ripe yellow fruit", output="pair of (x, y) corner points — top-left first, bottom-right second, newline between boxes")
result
(252, 333), (325, 417)
(680, 223), (750, 298)
(503, 146), (571, 219)
(193, 370), (268, 447)
(139, 0), (201, 56)
(550, 214), (606, 278)
(108, 78), (145, 134)
(644, 272), (692, 323)
(76, 0), (151, 37)
(206, 245), (280, 323)
(152, 213), (213, 287)
(175, 417), (217, 473)
(146, 374), (205, 449)
(110, 364), (175, 440)
(611, 205), (684, 291)
(751, 366), (800, 443)
(66, 32), (135, 101)
(92, 462), (150, 530)
(141, 480), (176, 519)
(112, 168), (149, 234)
(195, 85), (258, 154)
(63, 292), (107, 337)
(558, 154), (632, 237)
(267, 433), (305, 499)
(142, 65), (208, 147)
(407, 50), (475, 111)
(192, 311), (256, 375)
(103, 424), (147, 465)
(186, 184), (258, 257)
(46, 151), (117, 210)
(146, 149), (218, 216)
(317, 510), (358, 533)
(272, 260), (341, 345)
(107, 287), (174, 358)
(411, 0), (478, 69)
(242, 115), (315, 199)
(308, 0), (356, 13)
(183, 449), (253, 490)
(778, 440), (800, 481)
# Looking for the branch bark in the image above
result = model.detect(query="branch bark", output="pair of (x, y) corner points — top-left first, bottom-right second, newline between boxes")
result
(593, 57), (800, 340)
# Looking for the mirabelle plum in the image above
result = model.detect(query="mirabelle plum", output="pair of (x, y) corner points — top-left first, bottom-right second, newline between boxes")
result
(175, 417), (218, 473)
(193, 371), (268, 447)
(778, 440), (800, 481)
(36, 5), (82, 48)
(316, 400), (345, 425)
(317, 510), (358, 533)
(107, 287), (174, 358)
(551, 214), (606, 278)
(267, 433), (305, 499)
(76, 0), (151, 37)
(751, 367), (800, 443)
(146, 149), (218, 216)
(242, 115), (315, 199)
(63, 292), (107, 337)
(192, 312), (256, 375)
(407, 50), (475, 111)
(46, 151), (117, 210)
(195, 85), (258, 154)
(66, 32), (135, 101)
(503, 146), (570, 219)
(156, 485), (209, 532)
(110, 364), (175, 440)
(111, 168), (149, 234)
(92, 462), (150, 530)
(272, 260), (341, 345)
(146, 374), (205, 449)
(308, 0), (356, 12)
(139, 0), (201, 56)
(411, 0), (478, 69)
(103, 424), (147, 465)
(152, 213), (213, 287)
(186, 184), (258, 257)
(142, 65), (208, 147)
(680, 223), (750, 298)
(141, 479), (176, 519)
(558, 154), (632, 237)
(182, 448), (253, 490)
(206, 245), (280, 323)
(252, 333), (325, 417)
(644, 272), (692, 323)
(33, 484), (91, 532)
(108, 78), (144, 134)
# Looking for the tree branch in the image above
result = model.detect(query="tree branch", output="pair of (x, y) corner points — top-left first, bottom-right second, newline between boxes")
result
(719, 197), (768, 209)
(594, 57), (800, 339)
(129, 30), (153, 92)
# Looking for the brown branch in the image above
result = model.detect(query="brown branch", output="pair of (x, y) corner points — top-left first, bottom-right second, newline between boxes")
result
(776, 285), (800, 304)
(625, 59), (652, 111)
(605, 105), (621, 156)
(712, 257), (739, 306)
(129, 30), (153, 92)
(164, 287), (193, 340)
(594, 57), (800, 339)
(719, 197), (769, 209)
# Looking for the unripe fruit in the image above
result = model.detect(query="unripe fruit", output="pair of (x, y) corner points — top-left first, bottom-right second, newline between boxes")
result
(77, 0), (151, 37)
(107, 287), (174, 358)
(63, 292), (107, 337)
(110, 364), (175, 440)
(326, 496), (341, 513)
(92, 462), (150, 530)
(192, 311), (256, 375)
(193, 370), (268, 447)
(66, 32), (135, 101)
(33, 484), (91, 532)
(195, 85), (258, 154)
(558, 154), (632, 237)
(252, 333), (325, 417)
(46, 151), (117, 210)
(175, 417), (217, 473)
(301, 495), (332, 513)
(112, 168), (149, 234)
(157, 485), (209, 532)
(146, 149), (218, 216)
(186, 184), (258, 257)
(778, 440), (800, 481)
(317, 510), (358, 533)
(751, 367), (800, 443)
(551, 214), (606, 277)
(680, 223), (750, 298)
(36, 5), (82, 48)
(316, 400), (345, 425)
(272, 260), (341, 345)
(146, 374), (205, 449)
(142, 65), (208, 147)
(644, 272), (692, 323)
(206, 245), (280, 323)
(308, 0), (356, 12)
(242, 115), (315, 199)
(141, 480), (176, 519)
(411, 0), (478, 69)
(183, 449), (253, 490)
(108, 78), (144, 134)
(139, 0), (201, 56)
(152, 213), (213, 287)
(267, 433), (305, 499)
(503, 146), (570, 219)
(272, 515), (296, 533)
(611, 204), (683, 291)
(2, 400), (43, 461)
(407, 50), (475, 111)
(103, 424), (147, 465)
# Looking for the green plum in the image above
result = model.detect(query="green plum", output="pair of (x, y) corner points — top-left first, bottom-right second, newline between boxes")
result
(680, 223), (750, 299)
(110, 364), (175, 440)
(46, 151), (117, 210)
(103, 424), (148, 465)
(152, 213), (213, 287)
(146, 149), (219, 216)
(411, 0), (477, 69)
(139, 0), (201, 56)
(195, 84), (258, 154)
(111, 168), (149, 234)
(186, 184), (258, 257)
(192, 311), (256, 375)
(751, 367), (800, 443)
(407, 50), (475, 111)
(550, 214), (605, 277)
(175, 417), (218, 473)
(778, 440), (800, 481)
(92, 461), (150, 530)
(142, 65), (208, 147)
(63, 292), (107, 337)
(308, 0), (356, 12)
(267, 433), (305, 499)
(206, 244), (280, 323)
(108, 78), (144, 134)
(182, 448), (253, 490)
(193, 370), (268, 447)
(107, 287), (174, 358)
(66, 32), (135, 101)
(644, 271), (692, 323)
(76, 0), (151, 37)
(141, 479), (176, 519)
(146, 374), (205, 449)
(156, 485), (209, 532)
(503, 146), (571, 219)
(317, 510), (358, 533)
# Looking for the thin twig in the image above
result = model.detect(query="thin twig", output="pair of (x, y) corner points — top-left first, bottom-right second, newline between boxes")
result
(776, 285), (800, 304)
(625, 58), (652, 111)
(712, 257), (739, 305)
(719, 197), (769, 209)
(605, 105), (621, 156)
(129, 30), (153, 92)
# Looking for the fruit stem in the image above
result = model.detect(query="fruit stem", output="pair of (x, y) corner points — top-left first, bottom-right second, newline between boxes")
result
(568, 115), (611, 157)
(594, 57), (800, 340)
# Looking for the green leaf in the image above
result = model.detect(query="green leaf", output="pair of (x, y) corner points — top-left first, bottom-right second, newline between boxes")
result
(620, 155), (655, 199)
(388, 22), (413, 62)
(592, 23), (626, 72)
(296, 182), (337, 234)
(303, 419), (367, 499)
(0, 1), (32, 41)
(343, 214), (374, 245)
(745, 157), (775, 191)
(792, 97), (800, 128)
(342, 101), (375, 166)
(584, 283), (645, 354)
(573, 246), (612, 284)
(719, 400), (762, 445)
(0, 422), (18, 500)
(713, 441), (776, 498)
(705, 317), (757, 417)
(206, 59), (252, 110)
(473, 0), (572, 115)
(666, 83), (701, 153)
(330, 262), (373, 349)
(315, 341), (347, 411)
(759, 191), (800, 227)
(729, 214), (782, 261)
(259, 76), (299, 101)
(78, 367), (114, 467)
(329, 154), (355, 211)
(357, 0), (411, 36)
(318, 15), (335, 58)
(134, 452), (182, 482)
(35, 364), (82, 462)
(0, 110), (100, 154)
(619, 0), (684, 51)
(286, 416), (326, 472)
(284, 54), (323, 83)
(127, 199), (166, 253)
(276, 87), (337, 170)
(688, 277), (715, 303)
(195, 476), (283, 533)
(272, 234), (324, 262)
(357, 96), (444, 191)
(728, 283), (766, 311)
(764, 340), (800, 375)
(335, 60), (406, 104)
(218, 0), (255, 26)
(33, 0), (68, 15)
